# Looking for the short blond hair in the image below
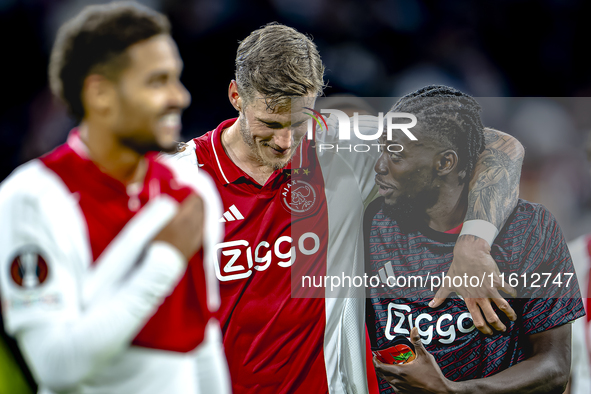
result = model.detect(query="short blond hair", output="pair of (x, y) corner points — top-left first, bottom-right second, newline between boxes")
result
(235, 23), (325, 112)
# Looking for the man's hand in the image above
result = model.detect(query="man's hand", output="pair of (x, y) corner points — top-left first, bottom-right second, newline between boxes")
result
(153, 194), (204, 260)
(373, 327), (452, 394)
(429, 235), (517, 335)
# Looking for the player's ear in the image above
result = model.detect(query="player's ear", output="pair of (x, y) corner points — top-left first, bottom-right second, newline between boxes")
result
(228, 80), (243, 112)
(82, 74), (116, 117)
(435, 150), (458, 176)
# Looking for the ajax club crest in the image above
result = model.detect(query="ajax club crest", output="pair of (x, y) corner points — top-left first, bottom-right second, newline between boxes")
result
(281, 179), (317, 215)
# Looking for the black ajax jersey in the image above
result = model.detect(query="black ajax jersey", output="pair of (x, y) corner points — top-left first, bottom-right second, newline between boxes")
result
(365, 198), (585, 393)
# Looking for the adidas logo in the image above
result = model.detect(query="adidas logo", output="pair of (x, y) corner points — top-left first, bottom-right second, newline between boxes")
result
(219, 204), (244, 223)
(377, 261), (395, 284)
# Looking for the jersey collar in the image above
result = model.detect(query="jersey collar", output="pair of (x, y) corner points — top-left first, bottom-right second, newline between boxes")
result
(210, 118), (292, 185)
(67, 128), (90, 158)
(66, 128), (157, 193)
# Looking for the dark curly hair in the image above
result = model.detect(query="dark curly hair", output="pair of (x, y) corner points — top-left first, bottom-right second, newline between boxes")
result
(48, 1), (170, 120)
(390, 85), (485, 181)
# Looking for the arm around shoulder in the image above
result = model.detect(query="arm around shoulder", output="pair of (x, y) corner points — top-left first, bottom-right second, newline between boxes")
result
(465, 128), (525, 229)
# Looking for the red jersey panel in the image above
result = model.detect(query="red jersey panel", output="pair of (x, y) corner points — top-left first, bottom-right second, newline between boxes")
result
(193, 119), (329, 393)
(40, 131), (211, 353)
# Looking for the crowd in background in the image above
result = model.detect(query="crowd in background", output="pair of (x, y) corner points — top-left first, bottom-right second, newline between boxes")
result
(2, 0), (591, 240)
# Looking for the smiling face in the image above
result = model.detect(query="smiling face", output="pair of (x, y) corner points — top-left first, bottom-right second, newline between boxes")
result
(374, 131), (441, 218)
(109, 34), (191, 153)
(238, 96), (313, 170)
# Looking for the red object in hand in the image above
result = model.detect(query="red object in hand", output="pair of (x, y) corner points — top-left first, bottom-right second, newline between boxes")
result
(373, 341), (416, 365)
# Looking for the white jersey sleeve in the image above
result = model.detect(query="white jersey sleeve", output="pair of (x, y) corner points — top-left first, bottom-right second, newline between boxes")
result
(317, 114), (381, 201)
(0, 160), (88, 334)
(314, 116), (380, 393)
(0, 161), (188, 392)
(567, 236), (591, 394)
(193, 320), (231, 394)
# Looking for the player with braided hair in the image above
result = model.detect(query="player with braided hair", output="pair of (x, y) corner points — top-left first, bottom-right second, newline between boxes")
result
(389, 85), (485, 181)
(367, 85), (585, 394)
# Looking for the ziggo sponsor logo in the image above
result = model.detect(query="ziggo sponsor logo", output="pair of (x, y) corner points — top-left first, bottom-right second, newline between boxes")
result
(213, 232), (320, 282)
(385, 303), (475, 345)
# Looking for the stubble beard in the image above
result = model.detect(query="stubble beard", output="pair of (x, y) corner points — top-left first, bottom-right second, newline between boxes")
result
(115, 95), (181, 155)
(239, 115), (299, 171)
(119, 135), (165, 155)
(382, 194), (418, 223)
(382, 186), (439, 224)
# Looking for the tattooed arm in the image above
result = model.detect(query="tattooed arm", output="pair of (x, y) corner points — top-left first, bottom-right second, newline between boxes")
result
(466, 128), (524, 228)
(430, 128), (525, 335)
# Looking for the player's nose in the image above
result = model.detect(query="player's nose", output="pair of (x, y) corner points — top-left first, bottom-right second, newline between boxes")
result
(170, 81), (191, 110)
(375, 152), (388, 175)
(274, 128), (293, 151)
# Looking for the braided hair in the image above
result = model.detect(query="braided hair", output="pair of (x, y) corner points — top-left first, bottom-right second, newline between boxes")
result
(391, 85), (485, 181)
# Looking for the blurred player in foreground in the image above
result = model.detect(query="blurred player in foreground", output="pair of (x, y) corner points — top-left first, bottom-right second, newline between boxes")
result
(367, 86), (585, 393)
(172, 24), (525, 393)
(0, 2), (229, 393)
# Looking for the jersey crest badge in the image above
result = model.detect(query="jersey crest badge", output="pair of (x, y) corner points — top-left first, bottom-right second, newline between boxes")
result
(281, 179), (317, 215)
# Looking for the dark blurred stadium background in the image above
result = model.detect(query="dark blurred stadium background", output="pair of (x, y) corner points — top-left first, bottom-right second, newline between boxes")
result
(1, 0), (591, 392)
